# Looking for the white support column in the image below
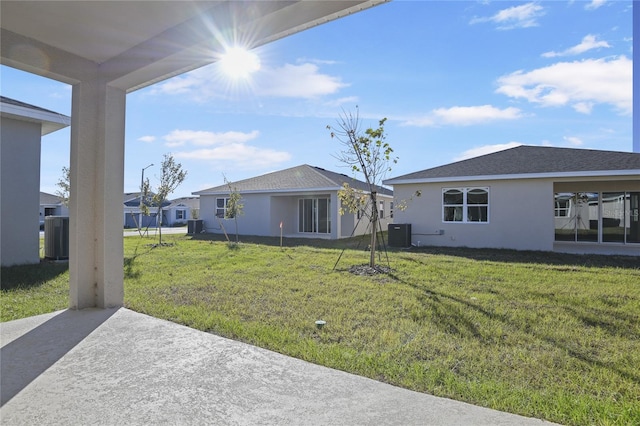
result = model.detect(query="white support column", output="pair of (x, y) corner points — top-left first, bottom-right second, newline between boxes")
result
(69, 78), (126, 309)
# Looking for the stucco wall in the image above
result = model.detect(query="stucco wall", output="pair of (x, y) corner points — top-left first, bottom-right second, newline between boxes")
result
(270, 196), (298, 236)
(392, 179), (554, 251)
(199, 191), (390, 240)
(1, 118), (42, 266)
(200, 193), (271, 237)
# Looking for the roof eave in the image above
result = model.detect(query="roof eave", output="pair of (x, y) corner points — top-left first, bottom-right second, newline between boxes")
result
(384, 170), (640, 185)
(0, 101), (71, 136)
(194, 187), (343, 196)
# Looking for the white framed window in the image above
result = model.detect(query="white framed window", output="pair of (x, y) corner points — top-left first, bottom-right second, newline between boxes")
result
(443, 187), (489, 223)
(175, 209), (186, 220)
(379, 200), (385, 219)
(216, 198), (231, 218)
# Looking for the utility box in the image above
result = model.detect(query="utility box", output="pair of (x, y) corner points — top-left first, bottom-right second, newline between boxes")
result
(188, 219), (203, 234)
(44, 216), (69, 260)
(388, 223), (412, 247)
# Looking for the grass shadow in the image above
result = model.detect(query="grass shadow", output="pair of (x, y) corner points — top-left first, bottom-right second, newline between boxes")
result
(190, 233), (639, 270)
(124, 243), (156, 279)
(0, 261), (68, 291)
(399, 276), (640, 386)
(190, 232), (374, 251)
(403, 245), (640, 270)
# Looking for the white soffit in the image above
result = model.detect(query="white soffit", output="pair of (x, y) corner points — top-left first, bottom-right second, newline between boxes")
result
(0, 99), (71, 136)
(0, 1), (386, 92)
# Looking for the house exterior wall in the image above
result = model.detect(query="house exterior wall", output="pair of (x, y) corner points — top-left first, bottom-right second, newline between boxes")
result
(200, 193), (271, 237)
(339, 193), (394, 238)
(1, 118), (42, 266)
(391, 179), (554, 251)
(199, 191), (391, 240)
(164, 205), (191, 226)
(270, 196), (299, 236)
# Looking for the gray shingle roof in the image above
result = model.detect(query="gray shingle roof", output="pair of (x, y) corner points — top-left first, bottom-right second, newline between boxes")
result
(168, 197), (200, 209)
(40, 192), (63, 205)
(385, 146), (640, 183)
(1, 96), (62, 115)
(194, 165), (392, 196)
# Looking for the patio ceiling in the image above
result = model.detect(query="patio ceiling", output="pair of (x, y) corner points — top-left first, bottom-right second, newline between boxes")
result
(1, 0), (385, 91)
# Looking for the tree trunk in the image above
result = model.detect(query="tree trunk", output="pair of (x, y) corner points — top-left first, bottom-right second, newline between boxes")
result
(157, 206), (163, 245)
(370, 192), (378, 268)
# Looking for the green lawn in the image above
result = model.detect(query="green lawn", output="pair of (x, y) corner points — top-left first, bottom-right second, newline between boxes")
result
(2, 233), (639, 425)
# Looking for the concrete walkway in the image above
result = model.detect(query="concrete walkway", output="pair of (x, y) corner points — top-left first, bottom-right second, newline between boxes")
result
(1, 309), (557, 425)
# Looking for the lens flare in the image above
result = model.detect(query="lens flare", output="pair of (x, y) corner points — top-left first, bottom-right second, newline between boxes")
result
(219, 47), (261, 80)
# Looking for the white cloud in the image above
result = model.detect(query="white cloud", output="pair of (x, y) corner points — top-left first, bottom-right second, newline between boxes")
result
(470, 2), (545, 30)
(542, 34), (610, 58)
(138, 136), (156, 143)
(585, 0), (606, 10)
(563, 136), (584, 146)
(454, 142), (522, 161)
(152, 61), (346, 101)
(296, 57), (339, 66)
(572, 102), (594, 114)
(162, 129), (290, 169)
(496, 56), (631, 115)
(402, 105), (523, 127)
(255, 63), (347, 98)
(174, 145), (291, 169)
(324, 96), (359, 108)
(164, 130), (259, 147)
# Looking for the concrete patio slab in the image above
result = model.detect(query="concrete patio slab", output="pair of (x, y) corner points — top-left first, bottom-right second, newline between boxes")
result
(1, 308), (557, 425)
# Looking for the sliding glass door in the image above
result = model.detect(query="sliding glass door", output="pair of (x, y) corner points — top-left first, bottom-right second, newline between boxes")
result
(298, 198), (331, 234)
(555, 191), (640, 244)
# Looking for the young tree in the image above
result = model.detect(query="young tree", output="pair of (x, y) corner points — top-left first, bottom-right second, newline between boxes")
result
(223, 175), (244, 243)
(141, 154), (187, 245)
(328, 107), (397, 268)
(56, 166), (71, 207)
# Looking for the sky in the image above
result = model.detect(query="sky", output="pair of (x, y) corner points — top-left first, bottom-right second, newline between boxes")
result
(0, 0), (633, 199)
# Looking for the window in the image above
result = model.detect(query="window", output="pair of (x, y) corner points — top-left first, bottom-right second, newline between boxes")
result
(216, 198), (232, 218)
(175, 209), (186, 220)
(298, 197), (331, 234)
(554, 194), (572, 217)
(379, 200), (385, 219)
(390, 201), (394, 219)
(554, 191), (639, 244)
(443, 188), (488, 223)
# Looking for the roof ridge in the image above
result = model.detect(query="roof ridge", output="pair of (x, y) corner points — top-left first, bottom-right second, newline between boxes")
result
(307, 165), (346, 187)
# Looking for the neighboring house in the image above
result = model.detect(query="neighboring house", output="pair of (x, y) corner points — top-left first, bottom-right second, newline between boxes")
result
(123, 192), (171, 228)
(384, 146), (640, 256)
(122, 193), (195, 228)
(193, 164), (393, 239)
(164, 197), (200, 227)
(1, 96), (70, 266)
(39, 192), (69, 229)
